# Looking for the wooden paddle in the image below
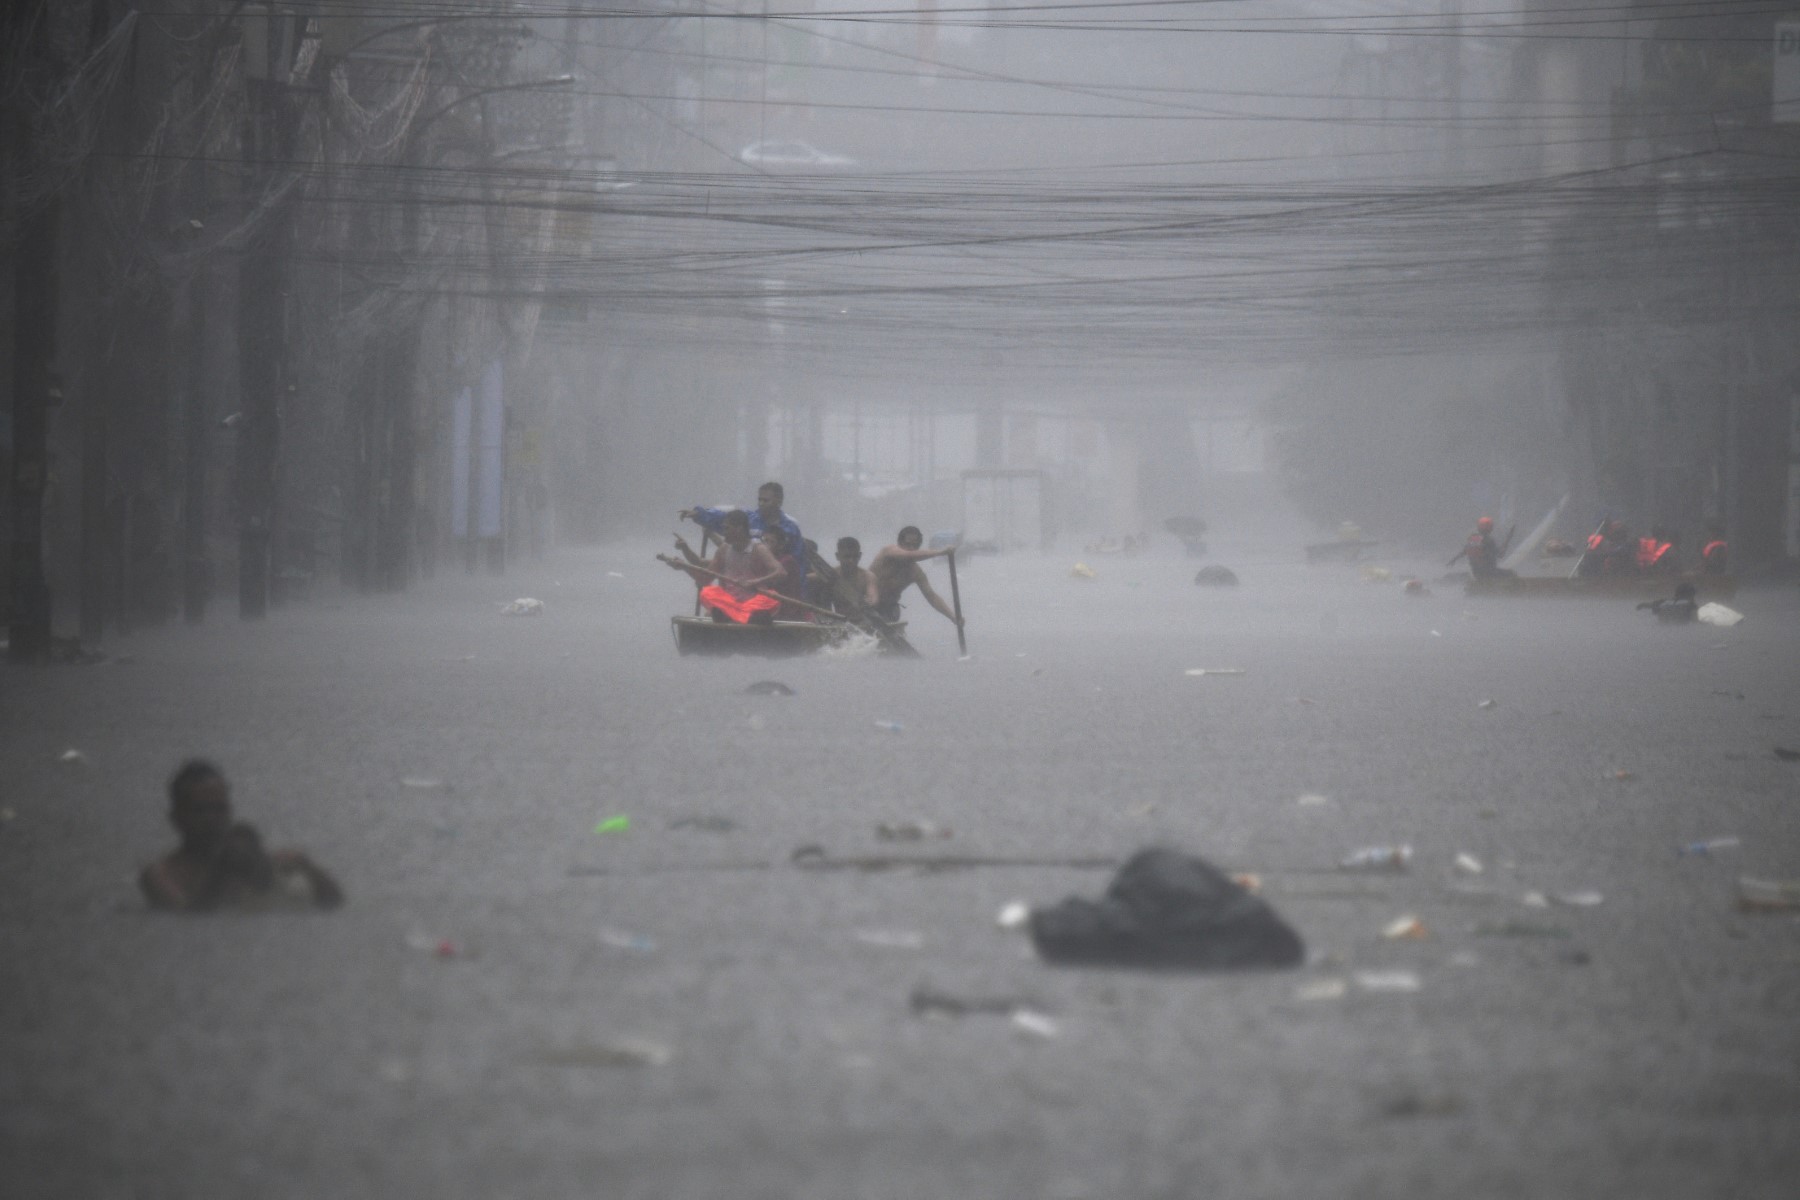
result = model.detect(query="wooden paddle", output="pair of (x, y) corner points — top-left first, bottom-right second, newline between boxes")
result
(946, 547), (967, 656)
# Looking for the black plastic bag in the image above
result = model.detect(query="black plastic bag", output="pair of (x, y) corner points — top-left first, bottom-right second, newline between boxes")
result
(1030, 847), (1304, 970)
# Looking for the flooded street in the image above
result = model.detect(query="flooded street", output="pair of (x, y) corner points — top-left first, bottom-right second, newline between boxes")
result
(5, 535), (1799, 1200)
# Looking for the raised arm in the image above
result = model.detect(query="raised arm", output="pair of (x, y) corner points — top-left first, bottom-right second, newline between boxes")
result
(680, 506), (731, 534)
(911, 564), (961, 626)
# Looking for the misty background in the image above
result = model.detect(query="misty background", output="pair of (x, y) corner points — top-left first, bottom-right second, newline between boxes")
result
(4, 1), (1798, 642)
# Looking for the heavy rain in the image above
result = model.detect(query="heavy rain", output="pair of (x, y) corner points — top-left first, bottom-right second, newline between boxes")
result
(4, 2), (1800, 1197)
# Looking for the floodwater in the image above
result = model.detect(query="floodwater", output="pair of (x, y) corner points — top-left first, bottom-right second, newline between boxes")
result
(4, 530), (1799, 1200)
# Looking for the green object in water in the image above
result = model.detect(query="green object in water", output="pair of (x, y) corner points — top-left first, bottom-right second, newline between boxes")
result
(593, 815), (631, 835)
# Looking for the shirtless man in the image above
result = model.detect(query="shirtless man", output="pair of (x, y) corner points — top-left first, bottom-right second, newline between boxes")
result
(666, 508), (784, 623)
(866, 526), (963, 628)
(140, 760), (344, 912)
(810, 536), (874, 617)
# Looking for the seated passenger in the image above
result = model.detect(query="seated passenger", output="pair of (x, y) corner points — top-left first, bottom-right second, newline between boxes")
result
(1636, 526), (1678, 575)
(666, 508), (783, 624)
(1699, 523), (1729, 576)
(759, 525), (808, 620)
(140, 760), (344, 912)
(810, 536), (874, 617)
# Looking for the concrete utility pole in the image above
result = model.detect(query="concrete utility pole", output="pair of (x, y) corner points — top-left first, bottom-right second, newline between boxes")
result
(7, 0), (60, 663)
(235, 14), (303, 619)
(1441, 0), (1465, 177)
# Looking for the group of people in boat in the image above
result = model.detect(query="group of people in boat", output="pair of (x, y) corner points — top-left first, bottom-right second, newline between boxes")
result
(1570, 517), (1728, 579)
(662, 480), (964, 633)
(1454, 514), (1729, 581)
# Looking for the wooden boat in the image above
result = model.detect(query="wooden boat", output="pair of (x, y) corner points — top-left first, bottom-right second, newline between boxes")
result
(671, 615), (906, 657)
(1464, 572), (1737, 600)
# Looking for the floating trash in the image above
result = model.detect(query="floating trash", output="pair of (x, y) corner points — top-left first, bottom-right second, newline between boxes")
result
(1736, 877), (1800, 912)
(876, 821), (951, 842)
(1696, 602), (1743, 627)
(1382, 915), (1428, 940)
(1294, 978), (1348, 1002)
(1338, 845), (1412, 873)
(1353, 970), (1421, 993)
(996, 901), (1031, 930)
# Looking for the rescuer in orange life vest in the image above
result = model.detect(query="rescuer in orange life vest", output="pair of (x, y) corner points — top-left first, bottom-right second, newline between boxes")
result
(1636, 526), (1678, 575)
(1450, 516), (1514, 579)
(1699, 522), (1729, 576)
(1577, 518), (1634, 576)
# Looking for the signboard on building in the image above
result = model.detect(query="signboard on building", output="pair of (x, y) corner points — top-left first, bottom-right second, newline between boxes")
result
(1777, 23), (1800, 124)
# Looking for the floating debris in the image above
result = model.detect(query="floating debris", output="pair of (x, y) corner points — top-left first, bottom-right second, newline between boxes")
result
(876, 821), (952, 843)
(1353, 970), (1421, 993)
(855, 929), (924, 950)
(1382, 915), (1428, 940)
(1736, 877), (1800, 912)
(1338, 845), (1412, 873)
(1294, 978), (1348, 1002)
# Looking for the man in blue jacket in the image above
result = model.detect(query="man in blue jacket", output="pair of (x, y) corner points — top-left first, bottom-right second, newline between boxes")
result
(682, 481), (805, 594)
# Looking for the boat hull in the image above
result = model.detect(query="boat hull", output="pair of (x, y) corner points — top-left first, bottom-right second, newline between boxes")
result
(1464, 573), (1737, 600)
(671, 616), (862, 657)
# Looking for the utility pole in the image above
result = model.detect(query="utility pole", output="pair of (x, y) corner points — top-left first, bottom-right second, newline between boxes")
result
(236, 14), (302, 619)
(8, 0), (59, 663)
(1441, 0), (1465, 177)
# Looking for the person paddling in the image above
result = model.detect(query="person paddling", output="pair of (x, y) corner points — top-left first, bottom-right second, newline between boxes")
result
(866, 526), (963, 630)
(667, 509), (784, 624)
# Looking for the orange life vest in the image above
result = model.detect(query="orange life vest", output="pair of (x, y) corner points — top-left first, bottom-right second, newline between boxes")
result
(1636, 538), (1672, 570)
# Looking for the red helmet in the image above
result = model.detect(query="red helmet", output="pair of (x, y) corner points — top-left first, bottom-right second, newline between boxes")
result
(1476, 517), (1494, 532)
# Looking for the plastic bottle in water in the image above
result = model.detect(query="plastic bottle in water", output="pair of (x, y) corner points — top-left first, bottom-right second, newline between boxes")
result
(1337, 844), (1413, 873)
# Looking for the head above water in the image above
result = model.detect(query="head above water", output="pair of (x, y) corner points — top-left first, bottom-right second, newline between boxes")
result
(168, 759), (232, 849)
(897, 526), (923, 551)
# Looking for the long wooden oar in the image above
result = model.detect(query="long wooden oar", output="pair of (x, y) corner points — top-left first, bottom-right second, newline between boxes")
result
(946, 548), (967, 656)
